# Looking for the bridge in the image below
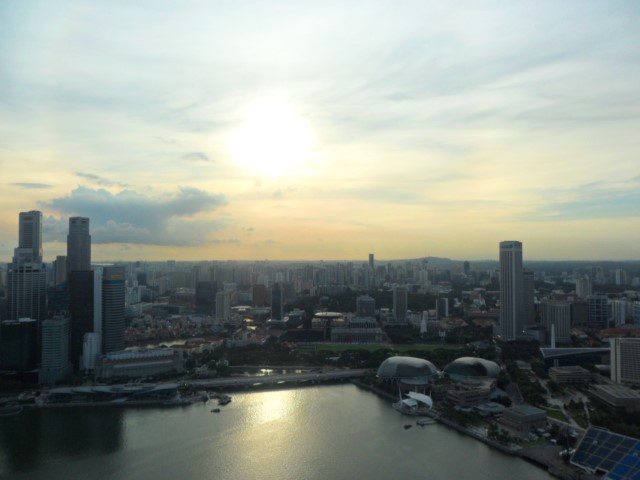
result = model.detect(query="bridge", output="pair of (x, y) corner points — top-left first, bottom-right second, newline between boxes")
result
(186, 369), (370, 389)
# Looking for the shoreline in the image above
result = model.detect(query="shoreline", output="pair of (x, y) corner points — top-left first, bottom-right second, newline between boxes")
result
(349, 379), (592, 480)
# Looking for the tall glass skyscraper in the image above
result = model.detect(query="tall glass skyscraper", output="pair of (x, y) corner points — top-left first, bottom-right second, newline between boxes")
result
(102, 266), (126, 353)
(499, 241), (524, 341)
(66, 217), (91, 272)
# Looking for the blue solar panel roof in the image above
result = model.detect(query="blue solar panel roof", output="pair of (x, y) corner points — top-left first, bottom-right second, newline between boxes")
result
(571, 427), (640, 480)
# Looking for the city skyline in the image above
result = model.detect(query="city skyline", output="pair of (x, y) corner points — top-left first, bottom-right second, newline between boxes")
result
(2, 2), (640, 261)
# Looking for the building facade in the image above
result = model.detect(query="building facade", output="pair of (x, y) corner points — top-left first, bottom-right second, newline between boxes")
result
(610, 337), (640, 385)
(499, 241), (524, 341)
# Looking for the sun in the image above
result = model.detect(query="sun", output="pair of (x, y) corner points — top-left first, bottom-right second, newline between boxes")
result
(228, 95), (316, 176)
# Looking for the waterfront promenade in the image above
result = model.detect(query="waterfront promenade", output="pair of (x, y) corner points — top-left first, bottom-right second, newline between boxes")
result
(187, 369), (369, 389)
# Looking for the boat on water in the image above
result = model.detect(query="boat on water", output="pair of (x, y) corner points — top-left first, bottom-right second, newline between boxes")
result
(210, 408), (221, 413)
(0, 405), (23, 416)
(416, 418), (435, 426)
(403, 424), (412, 430)
(218, 395), (232, 405)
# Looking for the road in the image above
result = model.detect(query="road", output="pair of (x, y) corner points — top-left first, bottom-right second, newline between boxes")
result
(186, 369), (369, 388)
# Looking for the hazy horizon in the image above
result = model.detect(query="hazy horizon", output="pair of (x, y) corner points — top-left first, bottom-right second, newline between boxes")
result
(2, 1), (639, 261)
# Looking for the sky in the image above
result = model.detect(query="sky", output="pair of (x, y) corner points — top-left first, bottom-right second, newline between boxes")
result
(1, 1), (639, 262)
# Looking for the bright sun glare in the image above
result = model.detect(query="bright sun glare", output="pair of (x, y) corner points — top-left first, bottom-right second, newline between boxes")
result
(229, 95), (316, 176)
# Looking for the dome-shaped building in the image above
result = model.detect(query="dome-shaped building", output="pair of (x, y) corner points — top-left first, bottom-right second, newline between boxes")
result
(377, 356), (439, 394)
(443, 357), (500, 381)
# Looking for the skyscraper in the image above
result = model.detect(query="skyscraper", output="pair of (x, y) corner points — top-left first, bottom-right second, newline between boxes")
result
(587, 295), (609, 329)
(523, 269), (535, 327)
(40, 316), (72, 385)
(436, 297), (449, 319)
(270, 283), (284, 320)
(17, 210), (43, 263)
(102, 266), (126, 353)
(541, 300), (571, 345)
(6, 211), (46, 323)
(195, 281), (217, 315)
(392, 286), (408, 324)
(499, 241), (524, 341)
(368, 253), (375, 270)
(67, 217), (91, 273)
(215, 290), (231, 322)
(54, 255), (67, 285)
(68, 270), (94, 367)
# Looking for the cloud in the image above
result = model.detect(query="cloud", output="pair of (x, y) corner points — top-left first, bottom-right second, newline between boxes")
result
(10, 182), (52, 189)
(525, 176), (640, 221)
(182, 151), (211, 162)
(75, 172), (129, 187)
(41, 186), (228, 246)
(211, 238), (240, 244)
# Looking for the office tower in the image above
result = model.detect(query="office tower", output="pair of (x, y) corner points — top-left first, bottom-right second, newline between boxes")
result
(571, 301), (589, 326)
(523, 269), (535, 326)
(54, 255), (67, 285)
(68, 270), (95, 367)
(392, 285), (408, 324)
(47, 282), (69, 316)
(610, 337), (640, 385)
(633, 301), (640, 325)
(102, 266), (125, 353)
(436, 297), (449, 319)
(541, 300), (571, 345)
(368, 253), (375, 270)
(0, 318), (38, 371)
(270, 283), (284, 320)
(356, 294), (376, 316)
(252, 284), (268, 307)
(66, 217), (91, 272)
(499, 241), (524, 341)
(80, 267), (103, 371)
(575, 276), (592, 299)
(587, 295), (609, 329)
(40, 316), (72, 384)
(463, 261), (471, 275)
(215, 290), (231, 322)
(136, 272), (148, 286)
(6, 212), (47, 323)
(195, 281), (217, 315)
(611, 300), (627, 326)
(18, 210), (43, 263)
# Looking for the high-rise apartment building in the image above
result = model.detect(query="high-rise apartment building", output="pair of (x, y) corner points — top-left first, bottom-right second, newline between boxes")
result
(610, 337), (640, 385)
(102, 266), (125, 353)
(541, 300), (571, 345)
(587, 295), (609, 329)
(40, 316), (72, 384)
(67, 217), (91, 272)
(195, 281), (217, 315)
(499, 241), (524, 341)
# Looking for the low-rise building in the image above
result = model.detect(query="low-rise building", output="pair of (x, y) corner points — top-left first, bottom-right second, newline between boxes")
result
(590, 384), (640, 413)
(95, 348), (184, 380)
(446, 379), (494, 407)
(500, 404), (547, 433)
(548, 365), (591, 385)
